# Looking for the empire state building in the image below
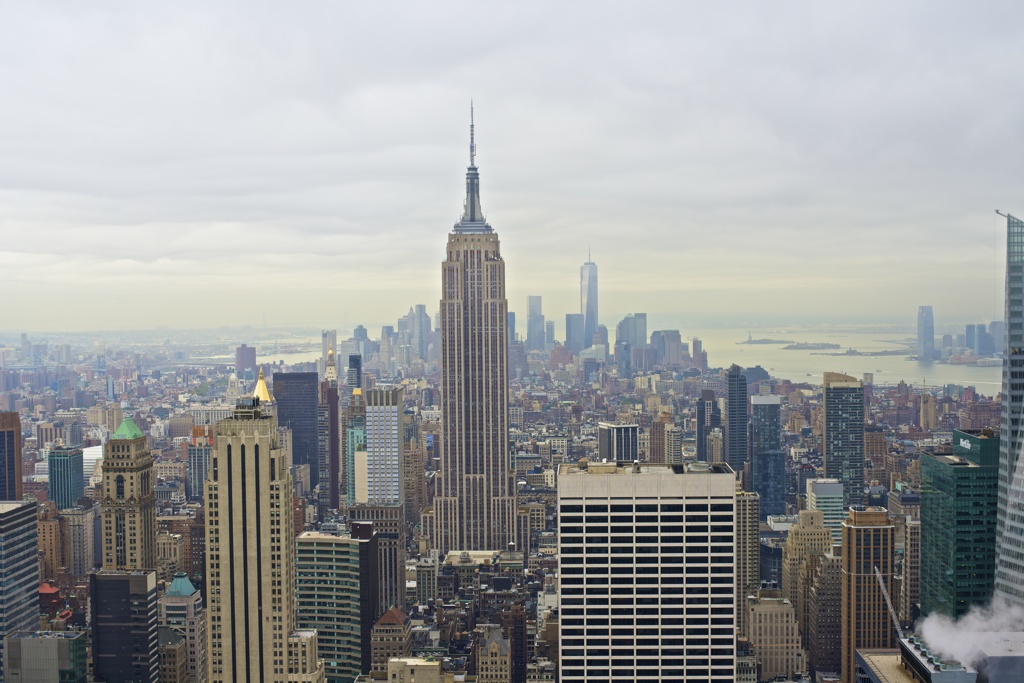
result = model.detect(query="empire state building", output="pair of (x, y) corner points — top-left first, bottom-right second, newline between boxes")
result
(432, 114), (517, 553)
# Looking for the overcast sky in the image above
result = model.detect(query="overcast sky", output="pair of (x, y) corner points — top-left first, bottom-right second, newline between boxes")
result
(1, 2), (1021, 334)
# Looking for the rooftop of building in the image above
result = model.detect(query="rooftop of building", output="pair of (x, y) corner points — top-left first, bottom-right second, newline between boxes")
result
(901, 636), (977, 675)
(0, 500), (33, 514)
(559, 460), (734, 476)
(7, 631), (85, 640)
(376, 607), (411, 628)
(111, 418), (145, 440)
(164, 572), (197, 598)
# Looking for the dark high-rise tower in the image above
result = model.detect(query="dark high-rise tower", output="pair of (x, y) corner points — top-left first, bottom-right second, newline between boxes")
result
(822, 372), (865, 508)
(0, 412), (23, 501)
(580, 254), (598, 348)
(431, 111), (516, 554)
(917, 305), (935, 360)
(272, 371), (320, 487)
(724, 364), (748, 475)
(751, 396), (784, 519)
(996, 212), (1024, 605)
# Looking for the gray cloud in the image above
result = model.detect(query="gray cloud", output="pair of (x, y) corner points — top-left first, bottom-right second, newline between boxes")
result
(1, 1), (1021, 331)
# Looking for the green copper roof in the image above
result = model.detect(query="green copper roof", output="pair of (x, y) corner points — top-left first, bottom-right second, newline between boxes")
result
(165, 572), (197, 597)
(111, 418), (145, 441)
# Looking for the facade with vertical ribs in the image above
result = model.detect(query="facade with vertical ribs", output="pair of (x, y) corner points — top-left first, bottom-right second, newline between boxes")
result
(557, 461), (736, 682)
(205, 397), (324, 682)
(431, 121), (516, 554)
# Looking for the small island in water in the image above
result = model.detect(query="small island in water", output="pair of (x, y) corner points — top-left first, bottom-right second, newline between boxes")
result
(737, 332), (795, 345)
(782, 342), (842, 351)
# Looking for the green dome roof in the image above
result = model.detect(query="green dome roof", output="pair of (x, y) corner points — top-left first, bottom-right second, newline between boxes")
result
(111, 418), (145, 441)
(165, 572), (197, 597)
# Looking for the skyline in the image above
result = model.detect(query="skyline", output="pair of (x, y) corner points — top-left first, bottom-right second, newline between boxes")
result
(2, 2), (1019, 330)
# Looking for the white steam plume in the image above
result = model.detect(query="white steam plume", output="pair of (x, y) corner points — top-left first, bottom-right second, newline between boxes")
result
(918, 598), (1024, 668)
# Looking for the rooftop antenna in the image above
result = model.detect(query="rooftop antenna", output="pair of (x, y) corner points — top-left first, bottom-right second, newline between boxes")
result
(470, 100), (476, 166)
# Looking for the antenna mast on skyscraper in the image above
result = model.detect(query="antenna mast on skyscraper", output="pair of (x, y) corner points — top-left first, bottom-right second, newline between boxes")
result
(470, 101), (476, 166)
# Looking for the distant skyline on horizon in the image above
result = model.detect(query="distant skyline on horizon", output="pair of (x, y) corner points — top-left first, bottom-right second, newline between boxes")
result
(1, 2), (1017, 330)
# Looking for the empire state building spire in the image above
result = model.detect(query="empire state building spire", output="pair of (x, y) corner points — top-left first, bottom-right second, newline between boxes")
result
(429, 109), (517, 554)
(456, 103), (489, 232)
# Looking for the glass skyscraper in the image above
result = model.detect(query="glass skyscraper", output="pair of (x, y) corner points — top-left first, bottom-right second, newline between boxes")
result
(921, 429), (998, 617)
(917, 305), (935, 359)
(580, 255), (598, 348)
(48, 444), (84, 510)
(822, 372), (864, 508)
(751, 395), (785, 520)
(996, 212), (1024, 605)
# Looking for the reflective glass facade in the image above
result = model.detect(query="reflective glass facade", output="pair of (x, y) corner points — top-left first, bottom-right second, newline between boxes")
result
(997, 213), (1024, 604)
(921, 429), (997, 617)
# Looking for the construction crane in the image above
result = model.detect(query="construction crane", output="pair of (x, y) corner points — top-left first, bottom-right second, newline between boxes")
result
(874, 565), (904, 640)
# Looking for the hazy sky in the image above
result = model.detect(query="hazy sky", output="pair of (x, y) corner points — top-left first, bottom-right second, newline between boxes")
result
(2, 2), (1021, 334)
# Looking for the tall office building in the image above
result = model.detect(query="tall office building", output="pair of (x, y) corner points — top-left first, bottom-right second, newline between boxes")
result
(807, 478), (845, 544)
(724, 365), (748, 476)
(349, 503), (405, 615)
(432, 118), (516, 554)
(345, 389), (366, 507)
(526, 296), (545, 352)
(0, 412), (22, 501)
(48, 444), (84, 510)
(205, 396), (325, 682)
(581, 255), (598, 348)
(507, 312), (516, 344)
(750, 395), (784, 519)
(296, 527), (380, 683)
(3, 631), (87, 683)
(558, 461), (736, 682)
(614, 313), (647, 353)
(235, 344), (257, 376)
(781, 510), (833, 643)
(996, 212), (1024, 606)
(822, 372), (865, 508)
(64, 503), (97, 577)
(565, 313), (585, 354)
(806, 552), (843, 679)
(91, 570), (159, 683)
(840, 507), (895, 683)
(347, 354), (362, 392)
(187, 429), (213, 502)
(273, 372), (320, 487)
(158, 572), (207, 683)
(917, 305), (935, 359)
(597, 422), (639, 462)
(921, 428), (998, 617)
(696, 390), (721, 462)
(0, 500), (39, 680)
(736, 489), (761, 640)
(364, 387), (403, 504)
(321, 330), (337, 377)
(102, 419), (156, 571)
(744, 588), (807, 681)
(317, 350), (340, 516)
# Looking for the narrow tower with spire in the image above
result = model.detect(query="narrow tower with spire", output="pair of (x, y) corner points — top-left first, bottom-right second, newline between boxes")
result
(430, 109), (516, 553)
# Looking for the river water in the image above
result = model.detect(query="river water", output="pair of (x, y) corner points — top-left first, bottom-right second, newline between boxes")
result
(249, 326), (1002, 395)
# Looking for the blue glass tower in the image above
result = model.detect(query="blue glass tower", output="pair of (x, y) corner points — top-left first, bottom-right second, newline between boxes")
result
(751, 396), (785, 519)
(48, 444), (84, 510)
